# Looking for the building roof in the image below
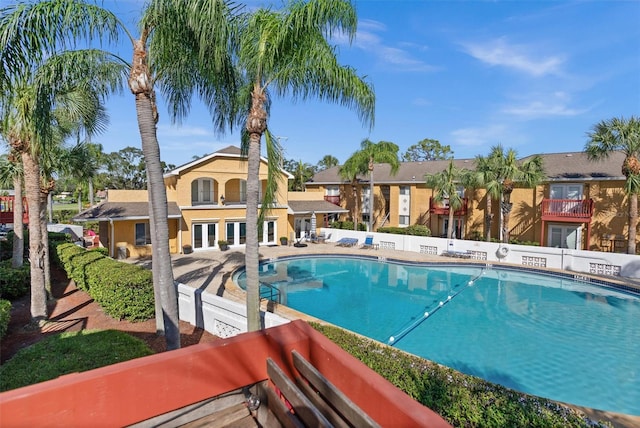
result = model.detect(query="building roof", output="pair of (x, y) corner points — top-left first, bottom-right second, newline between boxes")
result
(73, 202), (182, 222)
(309, 151), (626, 185)
(164, 145), (294, 179)
(287, 200), (348, 215)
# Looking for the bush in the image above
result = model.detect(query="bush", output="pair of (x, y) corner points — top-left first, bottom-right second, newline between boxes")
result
(0, 299), (11, 340)
(377, 226), (408, 235)
(0, 260), (30, 300)
(311, 323), (610, 428)
(0, 330), (153, 391)
(329, 221), (366, 231)
(55, 242), (155, 322)
(405, 224), (431, 236)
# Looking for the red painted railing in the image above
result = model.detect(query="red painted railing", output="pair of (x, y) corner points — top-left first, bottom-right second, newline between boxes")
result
(0, 196), (28, 225)
(429, 197), (468, 216)
(324, 195), (340, 205)
(541, 198), (593, 220)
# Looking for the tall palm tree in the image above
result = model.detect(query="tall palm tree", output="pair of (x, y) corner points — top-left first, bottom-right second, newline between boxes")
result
(484, 145), (545, 243)
(2, 0), (238, 348)
(340, 139), (399, 231)
(425, 160), (467, 239)
(472, 153), (501, 241)
(237, 0), (375, 332)
(586, 116), (640, 254)
(0, 154), (24, 268)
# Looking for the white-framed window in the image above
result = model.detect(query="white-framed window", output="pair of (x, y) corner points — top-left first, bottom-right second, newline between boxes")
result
(443, 185), (464, 207)
(193, 222), (218, 249)
(443, 218), (464, 239)
(400, 186), (410, 196)
(361, 187), (371, 214)
(326, 185), (339, 196)
(548, 224), (581, 249)
(399, 215), (410, 226)
(226, 221), (247, 245)
(240, 180), (247, 202)
(134, 222), (151, 245)
(259, 220), (276, 244)
(191, 178), (214, 205)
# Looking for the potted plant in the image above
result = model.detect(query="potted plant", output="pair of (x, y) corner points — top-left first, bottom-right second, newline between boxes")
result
(280, 236), (288, 246)
(218, 240), (229, 251)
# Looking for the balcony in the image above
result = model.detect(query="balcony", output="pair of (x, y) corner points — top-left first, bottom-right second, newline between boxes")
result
(324, 195), (340, 205)
(429, 197), (468, 216)
(0, 196), (29, 225)
(541, 198), (593, 221)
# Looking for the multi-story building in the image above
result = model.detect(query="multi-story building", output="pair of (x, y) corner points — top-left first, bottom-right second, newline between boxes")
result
(75, 146), (346, 257)
(306, 151), (636, 252)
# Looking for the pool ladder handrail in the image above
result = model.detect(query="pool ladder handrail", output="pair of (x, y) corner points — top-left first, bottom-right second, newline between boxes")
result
(259, 282), (282, 304)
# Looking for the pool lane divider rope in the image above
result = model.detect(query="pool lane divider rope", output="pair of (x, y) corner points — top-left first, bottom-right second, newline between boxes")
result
(387, 268), (486, 347)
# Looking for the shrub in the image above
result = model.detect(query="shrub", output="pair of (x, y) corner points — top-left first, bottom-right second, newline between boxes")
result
(405, 224), (431, 236)
(311, 323), (610, 428)
(0, 299), (11, 340)
(329, 221), (366, 231)
(55, 242), (155, 322)
(377, 226), (408, 235)
(0, 260), (30, 300)
(0, 330), (153, 391)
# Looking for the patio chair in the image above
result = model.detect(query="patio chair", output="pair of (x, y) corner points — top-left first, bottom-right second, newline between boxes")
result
(360, 235), (379, 250)
(336, 237), (358, 247)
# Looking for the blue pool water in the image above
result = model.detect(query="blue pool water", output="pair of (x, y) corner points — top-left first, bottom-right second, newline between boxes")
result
(236, 256), (640, 415)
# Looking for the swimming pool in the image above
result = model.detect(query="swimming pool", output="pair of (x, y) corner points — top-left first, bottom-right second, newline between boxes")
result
(235, 255), (640, 416)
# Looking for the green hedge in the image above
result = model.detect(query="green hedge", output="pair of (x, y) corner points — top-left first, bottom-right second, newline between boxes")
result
(0, 299), (11, 340)
(329, 221), (367, 231)
(377, 224), (431, 236)
(56, 243), (154, 321)
(311, 323), (609, 428)
(0, 260), (30, 300)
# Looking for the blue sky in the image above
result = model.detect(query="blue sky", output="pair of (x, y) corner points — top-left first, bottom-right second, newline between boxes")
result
(35, 1), (640, 167)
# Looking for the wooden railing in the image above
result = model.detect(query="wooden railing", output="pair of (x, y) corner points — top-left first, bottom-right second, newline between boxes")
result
(541, 198), (593, 220)
(0, 196), (29, 225)
(429, 197), (468, 216)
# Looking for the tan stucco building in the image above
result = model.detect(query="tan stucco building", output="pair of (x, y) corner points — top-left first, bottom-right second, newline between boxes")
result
(75, 146), (346, 258)
(306, 151), (637, 253)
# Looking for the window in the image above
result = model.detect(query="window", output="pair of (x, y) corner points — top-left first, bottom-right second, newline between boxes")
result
(226, 221), (247, 245)
(400, 186), (410, 196)
(191, 178), (214, 205)
(193, 223), (218, 249)
(135, 222), (151, 245)
(399, 215), (410, 226)
(326, 185), (339, 196)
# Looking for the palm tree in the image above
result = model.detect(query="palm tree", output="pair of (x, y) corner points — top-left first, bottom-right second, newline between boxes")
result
(472, 153), (501, 241)
(484, 145), (545, 243)
(237, 0), (375, 332)
(425, 160), (467, 239)
(340, 139), (399, 231)
(0, 154), (24, 268)
(585, 116), (640, 254)
(317, 155), (339, 171)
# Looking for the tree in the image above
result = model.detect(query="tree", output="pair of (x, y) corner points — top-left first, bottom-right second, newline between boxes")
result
(340, 139), (399, 231)
(471, 153), (502, 241)
(0, 153), (23, 267)
(402, 138), (453, 162)
(103, 147), (147, 190)
(291, 160), (315, 191)
(483, 145), (545, 243)
(1, 0), (237, 348)
(585, 116), (640, 254)
(317, 154), (339, 171)
(425, 160), (467, 239)
(237, 0), (375, 332)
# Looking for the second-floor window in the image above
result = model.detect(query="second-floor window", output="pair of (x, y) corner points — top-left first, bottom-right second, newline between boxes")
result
(191, 178), (214, 205)
(400, 186), (410, 196)
(326, 185), (339, 196)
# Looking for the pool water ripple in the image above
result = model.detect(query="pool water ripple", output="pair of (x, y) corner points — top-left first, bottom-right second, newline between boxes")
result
(238, 256), (640, 415)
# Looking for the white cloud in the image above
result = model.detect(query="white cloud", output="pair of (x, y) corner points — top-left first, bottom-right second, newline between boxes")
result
(502, 92), (587, 118)
(462, 37), (564, 77)
(450, 124), (512, 149)
(336, 19), (437, 72)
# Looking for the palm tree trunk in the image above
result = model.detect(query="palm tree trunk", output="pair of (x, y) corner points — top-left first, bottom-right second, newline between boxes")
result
(485, 196), (493, 242)
(12, 174), (24, 268)
(447, 205), (455, 239)
(130, 37), (180, 350)
(245, 132), (261, 332)
(47, 192), (53, 223)
(22, 151), (47, 323)
(88, 177), (94, 206)
(245, 85), (267, 332)
(501, 192), (513, 243)
(628, 193), (638, 254)
(40, 192), (51, 297)
(147, 195), (165, 336)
